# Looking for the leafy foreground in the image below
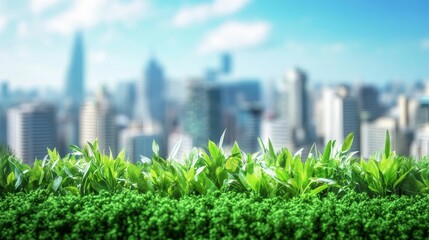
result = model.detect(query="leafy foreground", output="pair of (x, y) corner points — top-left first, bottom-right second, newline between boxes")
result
(2, 131), (429, 197)
(1, 190), (429, 239)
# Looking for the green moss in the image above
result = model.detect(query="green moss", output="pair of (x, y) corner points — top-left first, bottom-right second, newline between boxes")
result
(1, 191), (429, 239)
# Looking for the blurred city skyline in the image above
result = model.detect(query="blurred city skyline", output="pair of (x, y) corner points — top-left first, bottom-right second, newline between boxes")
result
(1, 0), (429, 91)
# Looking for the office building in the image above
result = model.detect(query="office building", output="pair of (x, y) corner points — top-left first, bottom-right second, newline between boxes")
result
(361, 117), (396, 158)
(115, 81), (137, 118)
(358, 85), (383, 121)
(144, 58), (166, 125)
(286, 68), (309, 145)
(119, 121), (162, 163)
(236, 103), (263, 153)
(323, 86), (360, 152)
(184, 80), (222, 147)
(65, 32), (85, 105)
(7, 103), (56, 164)
(411, 124), (429, 159)
(80, 88), (117, 155)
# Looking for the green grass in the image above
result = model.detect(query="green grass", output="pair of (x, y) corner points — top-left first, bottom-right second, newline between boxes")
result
(1, 131), (428, 197)
(1, 190), (429, 239)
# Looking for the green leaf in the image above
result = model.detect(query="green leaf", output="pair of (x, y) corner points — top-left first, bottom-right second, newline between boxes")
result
(152, 140), (160, 156)
(208, 141), (219, 158)
(216, 167), (228, 186)
(52, 176), (63, 192)
(308, 184), (329, 196)
(231, 142), (242, 159)
(275, 168), (289, 183)
(168, 139), (182, 160)
(218, 129), (226, 148)
(322, 141), (332, 162)
(268, 139), (276, 158)
(7, 172), (15, 185)
(393, 169), (413, 189)
(64, 186), (80, 196)
(225, 157), (239, 173)
(246, 174), (260, 193)
(341, 132), (354, 153)
(384, 130), (391, 159)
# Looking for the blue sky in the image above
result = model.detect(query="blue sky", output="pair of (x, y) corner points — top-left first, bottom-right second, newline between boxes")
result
(0, 0), (428, 91)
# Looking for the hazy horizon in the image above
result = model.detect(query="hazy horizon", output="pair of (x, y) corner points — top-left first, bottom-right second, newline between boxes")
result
(1, 0), (428, 91)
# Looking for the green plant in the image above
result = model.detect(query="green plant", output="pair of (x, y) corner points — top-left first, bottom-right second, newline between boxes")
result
(1, 131), (429, 198)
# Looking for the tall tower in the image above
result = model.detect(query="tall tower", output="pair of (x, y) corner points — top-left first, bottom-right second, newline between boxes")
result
(286, 68), (309, 145)
(144, 58), (165, 125)
(7, 103), (57, 164)
(80, 88), (117, 155)
(66, 32), (85, 105)
(323, 86), (360, 152)
(184, 80), (222, 147)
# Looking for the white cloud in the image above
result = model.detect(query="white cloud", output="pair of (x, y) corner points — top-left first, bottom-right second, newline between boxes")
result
(45, 0), (148, 35)
(89, 50), (107, 64)
(17, 22), (29, 37)
(173, 0), (249, 27)
(198, 21), (270, 54)
(0, 15), (7, 32)
(31, 0), (61, 14)
(421, 38), (429, 50)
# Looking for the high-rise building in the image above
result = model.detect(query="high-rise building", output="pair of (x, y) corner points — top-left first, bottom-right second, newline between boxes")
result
(65, 32), (84, 105)
(358, 85), (383, 121)
(119, 121), (162, 163)
(184, 80), (222, 147)
(115, 81), (137, 118)
(411, 124), (429, 159)
(415, 97), (429, 128)
(236, 103), (263, 153)
(0, 108), (6, 146)
(1, 82), (8, 100)
(221, 53), (232, 74)
(361, 117), (396, 158)
(262, 78), (293, 152)
(80, 88), (117, 155)
(144, 58), (165, 125)
(323, 86), (360, 152)
(398, 95), (410, 129)
(286, 68), (309, 145)
(59, 32), (85, 153)
(7, 103), (57, 164)
(0, 82), (9, 147)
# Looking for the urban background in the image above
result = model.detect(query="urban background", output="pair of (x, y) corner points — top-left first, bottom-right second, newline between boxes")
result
(1, 0), (429, 164)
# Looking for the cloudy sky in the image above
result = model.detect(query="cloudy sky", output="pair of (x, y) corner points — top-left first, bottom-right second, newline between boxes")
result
(0, 0), (428, 91)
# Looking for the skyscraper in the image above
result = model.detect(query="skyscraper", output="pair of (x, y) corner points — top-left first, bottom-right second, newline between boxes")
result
(115, 81), (137, 118)
(323, 86), (360, 152)
(119, 121), (162, 163)
(361, 117), (396, 158)
(7, 103), (57, 164)
(80, 88), (117, 155)
(144, 58), (165, 125)
(59, 32), (85, 153)
(66, 32), (84, 105)
(0, 107), (6, 146)
(221, 53), (232, 74)
(262, 78), (293, 152)
(184, 80), (222, 147)
(358, 85), (383, 121)
(411, 124), (429, 158)
(236, 102), (263, 153)
(286, 68), (309, 145)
